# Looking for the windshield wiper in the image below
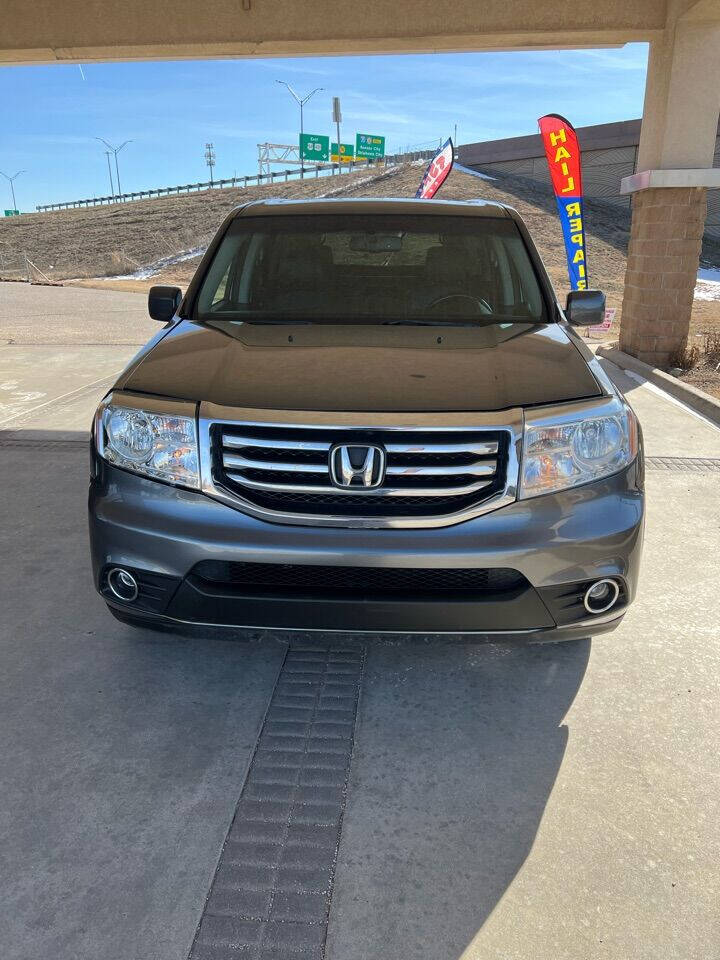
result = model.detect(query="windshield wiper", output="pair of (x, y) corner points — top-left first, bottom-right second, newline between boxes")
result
(203, 315), (315, 325)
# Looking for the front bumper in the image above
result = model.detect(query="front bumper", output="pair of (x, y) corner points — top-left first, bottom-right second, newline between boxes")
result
(89, 457), (644, 640)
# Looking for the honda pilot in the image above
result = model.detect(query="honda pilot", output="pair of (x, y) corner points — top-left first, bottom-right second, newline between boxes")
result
(89, 197), (644, 641)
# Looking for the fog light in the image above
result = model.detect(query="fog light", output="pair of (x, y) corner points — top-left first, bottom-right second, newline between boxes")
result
(107, 568), (139, 603)
(583, 578), (620, 615)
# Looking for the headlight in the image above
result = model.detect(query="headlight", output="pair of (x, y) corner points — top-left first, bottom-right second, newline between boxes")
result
(520, 397), (638, 499)
(95, 395), (199, 489)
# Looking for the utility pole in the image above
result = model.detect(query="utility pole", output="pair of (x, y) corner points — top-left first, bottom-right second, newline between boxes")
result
(104, 152), (115, 196)
(95, 138), (132, 199)
(0, 170), (24, 212)
(276, 81), (323, 178)
(332, 97), (342, 172)
(204, 143), (216, 185)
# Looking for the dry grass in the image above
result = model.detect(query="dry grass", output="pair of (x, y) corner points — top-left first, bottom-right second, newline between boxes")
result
(0, 166), (390, 281)
(668, 342), (701, 370)
(704, 330), (720, 363)
(670, 331), (720, 368)
(669, 330), (720, 400)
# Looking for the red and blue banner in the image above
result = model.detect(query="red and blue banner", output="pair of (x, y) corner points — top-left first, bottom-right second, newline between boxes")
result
(538, 115), (588, 290)
(415, 138), (454, 199)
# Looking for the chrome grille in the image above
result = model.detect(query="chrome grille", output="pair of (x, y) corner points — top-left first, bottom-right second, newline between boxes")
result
(210, 423), (510, 524)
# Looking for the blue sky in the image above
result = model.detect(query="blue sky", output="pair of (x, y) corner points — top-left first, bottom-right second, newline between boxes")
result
(1, 44), (648, 212)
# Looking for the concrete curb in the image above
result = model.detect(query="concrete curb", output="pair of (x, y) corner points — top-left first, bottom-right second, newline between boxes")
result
(596, 341), (720, 426)
(0, 276), (62, 287)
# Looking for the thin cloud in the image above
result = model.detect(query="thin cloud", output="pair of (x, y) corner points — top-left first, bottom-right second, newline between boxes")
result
(193, 123), (273, 140)
(255, 59), (330, 77)
(343, 110), (412, 126)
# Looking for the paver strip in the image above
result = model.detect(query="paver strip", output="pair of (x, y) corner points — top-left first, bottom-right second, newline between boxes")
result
(645, 455), (720, 472)
(189, 643), (365, 960)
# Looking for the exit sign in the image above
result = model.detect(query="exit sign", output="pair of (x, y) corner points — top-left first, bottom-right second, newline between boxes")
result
(4, 209), (19, 217)
(299, 133), (330, 163)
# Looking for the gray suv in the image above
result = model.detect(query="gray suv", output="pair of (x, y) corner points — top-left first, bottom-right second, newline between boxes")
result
(89, 197), (644, 642)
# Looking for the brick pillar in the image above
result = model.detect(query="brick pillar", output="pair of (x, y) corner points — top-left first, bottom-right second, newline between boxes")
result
(619, 186), (706, 367)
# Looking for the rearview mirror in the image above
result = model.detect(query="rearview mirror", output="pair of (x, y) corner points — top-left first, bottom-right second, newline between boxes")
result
(565, 289), (606, 327)
(349, 233), (403, 253)
(148, 285), (182, 323)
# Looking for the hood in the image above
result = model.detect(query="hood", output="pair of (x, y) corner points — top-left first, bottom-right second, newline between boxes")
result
(118, 319), (601, 413)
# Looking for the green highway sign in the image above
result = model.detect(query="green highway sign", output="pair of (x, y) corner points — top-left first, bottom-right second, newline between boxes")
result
(4, 209), (19, 217)
(299, 133), (330, 163)
(331, 142), (355, 163)
(355, 133), (385, 159)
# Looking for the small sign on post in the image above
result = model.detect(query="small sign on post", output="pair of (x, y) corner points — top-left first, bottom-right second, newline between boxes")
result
(331, 143), (355, 163)
(4, 209), (20, 217)
(588, 307), (615, 337)
(355, 133), (385, 160)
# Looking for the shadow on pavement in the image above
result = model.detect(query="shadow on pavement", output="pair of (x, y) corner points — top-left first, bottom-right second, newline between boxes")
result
(327, 637), (591, 960)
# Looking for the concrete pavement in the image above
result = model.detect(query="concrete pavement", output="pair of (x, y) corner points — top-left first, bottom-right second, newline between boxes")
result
(0, 282), (719, 960)
(0, 282), (157, 344)
(0, 281), (154, 434)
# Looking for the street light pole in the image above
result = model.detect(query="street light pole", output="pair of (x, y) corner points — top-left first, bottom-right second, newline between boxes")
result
(276, 81), (323, 178)
(104, 152), (115, 196)
(95, 138), (132, 200)
(0, 170), (25, 212)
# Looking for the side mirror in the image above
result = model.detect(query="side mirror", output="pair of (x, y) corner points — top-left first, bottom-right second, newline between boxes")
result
(565, 289), (606, 327)
(148, 285), (182, 323)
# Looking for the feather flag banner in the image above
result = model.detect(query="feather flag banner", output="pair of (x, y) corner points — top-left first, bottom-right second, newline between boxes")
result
(538, 115), (588, 290)
(415, 138), (454, 199)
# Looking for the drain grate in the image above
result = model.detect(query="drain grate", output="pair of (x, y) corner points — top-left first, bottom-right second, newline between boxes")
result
(189, 644), (365, 960)
(645, 456), (720, 473)
(0, 437), (88, 447)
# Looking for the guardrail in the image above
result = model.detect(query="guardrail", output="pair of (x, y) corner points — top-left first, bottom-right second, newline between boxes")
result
(35, 159), (380, 213)
(34, 150), (440, 214)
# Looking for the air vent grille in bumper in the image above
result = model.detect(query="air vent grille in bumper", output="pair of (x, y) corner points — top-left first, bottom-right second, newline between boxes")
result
(192, 560), (528, 599)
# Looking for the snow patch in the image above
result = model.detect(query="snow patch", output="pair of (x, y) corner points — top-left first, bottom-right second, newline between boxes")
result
(454, 163), (497, 181)
(315, 165), (403, 199)
(694, 266), (720, 302)
(113, 245), (207, 281)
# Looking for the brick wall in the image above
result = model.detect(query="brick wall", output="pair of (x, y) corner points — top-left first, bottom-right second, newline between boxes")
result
(619, 187), (707, 365)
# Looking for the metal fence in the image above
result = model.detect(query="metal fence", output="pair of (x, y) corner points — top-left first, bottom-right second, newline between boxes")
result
(0, 250), (56, 283)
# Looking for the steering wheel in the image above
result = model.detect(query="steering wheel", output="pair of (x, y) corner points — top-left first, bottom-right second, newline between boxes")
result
(427, 294), (493, 315)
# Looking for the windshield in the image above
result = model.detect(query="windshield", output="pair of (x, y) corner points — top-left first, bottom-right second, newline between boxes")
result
(194, 213), (547, 325)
